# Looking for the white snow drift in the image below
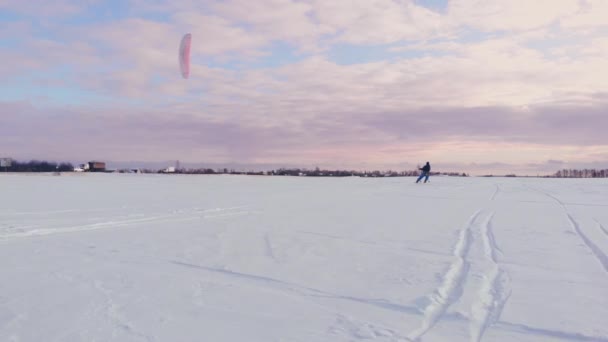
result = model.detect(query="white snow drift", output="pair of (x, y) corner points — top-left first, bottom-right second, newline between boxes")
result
(1, 173), (607, 342)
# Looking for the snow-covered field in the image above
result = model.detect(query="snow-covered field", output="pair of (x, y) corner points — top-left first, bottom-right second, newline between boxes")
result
(1, 173), (607, 342)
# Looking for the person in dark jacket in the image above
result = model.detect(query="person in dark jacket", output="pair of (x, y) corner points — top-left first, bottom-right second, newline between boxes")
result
(416, 162), (431, 183)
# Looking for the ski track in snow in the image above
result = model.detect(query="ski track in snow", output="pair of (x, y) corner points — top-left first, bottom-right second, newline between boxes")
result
(490, 184), (500, 201)
(171, 260), (422, 341)
(0, 206), (252, 241)
(264, 233), (278, 262)
(406, 210), (480, 341)
(528, 185), (608, 274)
(525, 186), (568, 209)
(596, 218), (608, 238)
(0, 207), (118, 217)
(170, 260), (422, 317)
(567, 214), (608, 273)
(93, 280), (154, 342)
(495, 321), (608, 342)
(0, 214), (184, 241)
(469, 213), (511, 342)
(201, 207), (254, 219)
(484, 214), (504, 261)
(407, 209), (513, 342)
(329, 315), (407, 341)
(3, 177), (608, 341)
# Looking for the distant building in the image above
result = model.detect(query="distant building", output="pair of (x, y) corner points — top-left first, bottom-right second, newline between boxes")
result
(84, 161), (106, 172)
(0, 158), (11, 169)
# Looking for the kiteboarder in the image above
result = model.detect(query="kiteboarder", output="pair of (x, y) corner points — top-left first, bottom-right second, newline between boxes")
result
(416, 162), (431, 183)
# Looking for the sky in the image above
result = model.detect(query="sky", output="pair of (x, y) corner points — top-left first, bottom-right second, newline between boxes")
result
(1, 0), (607, 175)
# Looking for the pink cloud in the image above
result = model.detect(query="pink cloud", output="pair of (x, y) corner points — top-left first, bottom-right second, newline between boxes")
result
(211, 0), (328, 50)
(561, 0), (608, 29)
(2, 0), (608, 174)
(447, 0), (580, 32)
(313, 0), (443, 44)
(172, 13), (270, 56)
(2, 97), (607, 174)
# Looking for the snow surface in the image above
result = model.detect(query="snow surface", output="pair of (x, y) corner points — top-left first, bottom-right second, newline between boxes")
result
(1, 173), (607, 342)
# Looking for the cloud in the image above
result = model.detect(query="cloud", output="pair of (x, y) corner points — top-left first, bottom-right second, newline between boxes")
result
(2, 0), (608, 173)
(210, 0), (328, 52)
(360, 102), (608, 146)
(0, 0), (87, 18)
(560, 0), (608, 30)
(312, 0), (444, 44)
(3, 97), (607, 172)
(172, 13), (271, 56)
(0, 101), (301, 163)
(447, 0), (580, 32)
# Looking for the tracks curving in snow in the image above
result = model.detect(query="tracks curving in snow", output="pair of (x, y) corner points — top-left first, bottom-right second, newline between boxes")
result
(0, 206), (253, 242)
(0, 215), (180, 241)
(264, 233), (279, 262)
(470, 213), (511, 342)
(483, 213), (503, 263)
(170, 260), (422, 316)
(528, 185), (608, 274)
(406, 210), (480, 341)
(495, 321), (608, 342)
(407, 210), (512, 342)
(526, 186), (567, 209)
(567, 214), (608, 273)
(490, 184), (501, 201)
(596, 218), (608, 238)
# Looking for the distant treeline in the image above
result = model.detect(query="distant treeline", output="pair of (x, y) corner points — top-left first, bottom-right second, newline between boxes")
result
(2, 159), (470, 177)
(552, 169), (608, 178)
(166, 167), (469, 177)
(3, 160), (74, 172)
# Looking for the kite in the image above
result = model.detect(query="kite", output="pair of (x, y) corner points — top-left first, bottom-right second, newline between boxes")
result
(179, 33), (192, 79)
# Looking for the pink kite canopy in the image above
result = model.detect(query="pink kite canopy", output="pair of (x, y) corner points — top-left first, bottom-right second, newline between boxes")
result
(179, 33), (191, 79)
